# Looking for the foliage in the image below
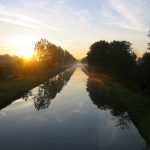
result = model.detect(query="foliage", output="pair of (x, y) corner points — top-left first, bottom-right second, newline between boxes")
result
(34, 39), (76, 70)
(133, 30), (150, 94)
(87, 40), (136, 79)
(85, 66), (150, 143)
(0, 39), (76, 80)
(0, 55), (24, 79)
(80, 57), (87, 64)
(133, 52), (150, 94)
(87, 35), (150, 96)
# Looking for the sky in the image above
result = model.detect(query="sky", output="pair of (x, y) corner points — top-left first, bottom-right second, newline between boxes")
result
(0, 0), (149, 59)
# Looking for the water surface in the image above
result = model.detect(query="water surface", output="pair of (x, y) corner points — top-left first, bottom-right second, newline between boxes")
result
(0, 65), (149, 150)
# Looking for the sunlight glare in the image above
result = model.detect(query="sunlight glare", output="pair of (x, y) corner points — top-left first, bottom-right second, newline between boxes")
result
(13, 35), (38, 59)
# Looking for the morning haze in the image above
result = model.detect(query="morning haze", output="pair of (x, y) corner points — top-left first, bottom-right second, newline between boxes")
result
(0, 0), (150, 150)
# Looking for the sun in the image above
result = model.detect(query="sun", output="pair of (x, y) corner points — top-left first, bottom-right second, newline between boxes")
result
(20, 48), (34, 59)
(13, 35), (38, 59)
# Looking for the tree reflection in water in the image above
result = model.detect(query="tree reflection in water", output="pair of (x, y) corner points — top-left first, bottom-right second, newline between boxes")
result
(22, 91), (32, 101)
(86, 77), (130, 129)
(22, 67), (75, 111)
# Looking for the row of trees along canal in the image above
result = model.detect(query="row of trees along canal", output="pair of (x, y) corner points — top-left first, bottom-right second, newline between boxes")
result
(0, 39), (76, 80)
(85, 31), (150, 95)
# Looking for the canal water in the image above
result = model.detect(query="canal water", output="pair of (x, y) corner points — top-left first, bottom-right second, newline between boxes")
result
(0, 65), (149, 150)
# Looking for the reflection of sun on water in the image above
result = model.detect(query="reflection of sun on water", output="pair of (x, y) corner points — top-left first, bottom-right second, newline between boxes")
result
(13, 35), (38, 59)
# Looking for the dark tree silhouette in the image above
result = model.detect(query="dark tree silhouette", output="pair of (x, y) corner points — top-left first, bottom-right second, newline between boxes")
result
(132, 30), (150, 95)
(134, 52), (150, 94)
(109, 41), (136, 78)
(87, 40), (111, 70)
(80, 57), (87, 64)
(87, 40), (136, 79)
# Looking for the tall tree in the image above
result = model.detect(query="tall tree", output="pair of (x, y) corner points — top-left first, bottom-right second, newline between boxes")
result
(87, 40), (136, 78)
(34, 39), (76, 70)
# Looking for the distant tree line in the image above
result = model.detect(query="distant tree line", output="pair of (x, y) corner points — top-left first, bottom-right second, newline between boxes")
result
(34, 39), (76, 70)
(0, 55), (24, 79)
(0, 39), (76, 80)
(87, 32), (150, 95)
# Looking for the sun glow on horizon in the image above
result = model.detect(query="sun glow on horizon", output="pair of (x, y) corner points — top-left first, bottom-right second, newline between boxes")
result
(18, 49), (34, 59)
(12, 35), (38, 59)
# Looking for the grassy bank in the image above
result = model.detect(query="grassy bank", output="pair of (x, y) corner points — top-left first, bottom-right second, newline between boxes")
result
(87, 67), (150, 145)
(0, 65), (71, 110)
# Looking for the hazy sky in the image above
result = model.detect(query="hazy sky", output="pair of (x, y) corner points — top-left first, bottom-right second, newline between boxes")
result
(0, 0), (149, 59)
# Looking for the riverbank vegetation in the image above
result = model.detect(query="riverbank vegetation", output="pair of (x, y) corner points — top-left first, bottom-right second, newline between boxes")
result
(87, 40), (150, 94)
(86, 31), (150, 144)
(0, 39), (76, 109)
(85, 66), (150, 144)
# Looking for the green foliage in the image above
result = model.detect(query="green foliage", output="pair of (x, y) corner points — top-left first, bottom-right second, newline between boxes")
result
(0, 55), (40, 79)
(87, 40), (136, 79)
(86, 67), (150, 143)
(0, 39), (76, 80)
(34, 39), (76, 70)
(0, 38), (76, 108)
(87, 39), (150, 95)
(0, 66), (69, 110)
(0, 55), (24, 79)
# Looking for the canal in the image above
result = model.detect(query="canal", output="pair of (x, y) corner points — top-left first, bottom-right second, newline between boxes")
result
(0, 65), (149, 150)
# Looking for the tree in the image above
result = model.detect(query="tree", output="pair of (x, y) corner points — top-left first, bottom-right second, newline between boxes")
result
(87, 40), (136, 79)
(0, 55), (24, 79)
(87, 41), (111, 70)
(134, 52), (150, 94)
(132, 30), (150, 95)
(34, 39), (76, 71)
(34, 39), (50, 61)
(110, 41), (136, 78)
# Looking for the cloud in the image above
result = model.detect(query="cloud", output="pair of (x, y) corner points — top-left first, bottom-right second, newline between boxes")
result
(17, 0), (51, 8)
(99, 0), (148, 31)
(0, 4), (5, 10)
(73, 10), (90, 23)
(0, 0), (149, 58)
(0, 9), (63, 31)
(0, 10), (40, 29)
(0, 17), (39, 29)
(58, 0), (67, 5)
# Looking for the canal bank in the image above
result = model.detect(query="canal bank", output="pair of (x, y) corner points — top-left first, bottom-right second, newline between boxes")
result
(84, 66), (150, 146)
(0, 66), (149, 150)
(0, 65), (71, 110)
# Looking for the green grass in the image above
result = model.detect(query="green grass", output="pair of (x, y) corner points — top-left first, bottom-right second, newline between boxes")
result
(94, 71), (150, 144)
(0, 66), (68, 109)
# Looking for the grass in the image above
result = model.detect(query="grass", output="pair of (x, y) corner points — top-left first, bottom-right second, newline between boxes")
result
(0, 66), (69, 110)
(88, 67), (150, 145)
